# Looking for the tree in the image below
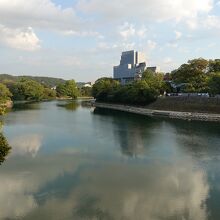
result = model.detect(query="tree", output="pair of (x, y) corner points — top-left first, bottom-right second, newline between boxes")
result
(0, 133), (11, 165)
(16, 79), (44, 101)
(56, 83), (67, 97)
(208, 72), (220, 95)
(171, 58), (209, 92)
(56, 80), (79, 99)
(0, 83), (12, 102)
(209, 59), (220, 73)
(92, 77), (158, 105)
(0, 83), (12, 115)
(80, 87), (92, 97)
(43, 88), (56, 99)
(92, 78), (120, 102)
(65, 80), (79, 99)
(142, 70), (165, 94)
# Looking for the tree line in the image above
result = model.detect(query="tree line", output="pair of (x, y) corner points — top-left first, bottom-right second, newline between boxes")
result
(170, 58), (220, 95)
(92, 58), (220, 105)
(0, 78), (92, 112)
(92, 70), (165, 105)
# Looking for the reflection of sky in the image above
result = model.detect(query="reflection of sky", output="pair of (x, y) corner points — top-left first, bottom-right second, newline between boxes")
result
(9, 134), (43, 157)
(0, 101), (220, 219)
(0, 153), (209, 220)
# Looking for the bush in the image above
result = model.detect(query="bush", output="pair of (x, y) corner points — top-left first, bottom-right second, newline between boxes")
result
(0, 133), (11, 165)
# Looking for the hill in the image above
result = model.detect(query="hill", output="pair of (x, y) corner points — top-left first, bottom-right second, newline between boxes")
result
(0, 74), (66, 87)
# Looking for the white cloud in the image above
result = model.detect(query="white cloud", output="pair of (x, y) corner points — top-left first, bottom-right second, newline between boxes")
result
(146, 40), (157, 50)
(137, 26), (148, 39)
(63, 30), (103, 38)
(77, 0), (213, 23)
(0, 0), (79, 32)
(0, 25), (41, 51)
(9, 134), (43, 157)
(175, 31), (182, 40)
(119, 22), (135, 39)
(163, 57), (173, 64)
(61, 56), (82, 67)
(166, 42), (178, 48)
(203, 15), (220, 29)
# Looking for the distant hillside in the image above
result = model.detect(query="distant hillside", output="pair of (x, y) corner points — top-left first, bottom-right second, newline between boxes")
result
(0, 74), (66, 87)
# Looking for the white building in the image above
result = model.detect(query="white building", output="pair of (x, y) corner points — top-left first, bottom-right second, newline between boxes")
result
(113, 50), (146, 84)
(113, 50), (160, 84)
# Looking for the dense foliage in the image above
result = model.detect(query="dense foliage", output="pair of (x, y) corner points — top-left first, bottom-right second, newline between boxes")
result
(208, 72), (220, 95)
(0, 83), (12, 115)
(171, 58), (220, 94)
(0, 74), (65, 88)
(5, 79), (56, 101)
(56, 80), (79, 99)
(0, 133), (11, 165)
(92, 72), (164, 105)
(79, 87), (92, 97)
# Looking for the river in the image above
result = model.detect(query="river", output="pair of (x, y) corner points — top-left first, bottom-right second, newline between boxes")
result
(0, 100), (220, 220)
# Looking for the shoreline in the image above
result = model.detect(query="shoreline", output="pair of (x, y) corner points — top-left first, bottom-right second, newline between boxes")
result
(93, 102), (220, 122)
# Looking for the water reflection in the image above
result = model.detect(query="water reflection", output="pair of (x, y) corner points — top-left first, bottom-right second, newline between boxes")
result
(12, 102), (41, 111)
(1, 101), (220, 219)
(93, 108), (162, 157)
(9, 134), (43, 157)
(0, 152), (209, 220)
(57, 101), (80, 111)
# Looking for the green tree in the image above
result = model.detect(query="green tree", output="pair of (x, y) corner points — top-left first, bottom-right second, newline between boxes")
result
(0, 133), (11, 165)
(142, 70), (165, 94)
(208, 72), (220, 95)
(0, 83), (12, 115)
(56, 83), (67, 97)
(80, 87), (92, 97)
(171, 58), (209, 92)
(43, 88), (56, 99)
(93, 77), (159, 105)
(209, 59), (220, 73)
(65, 80), (79, 99)
(92, 78), (120, 102)
(56, 80), (79, 99)
(11, 79), (45, 101)
(0, 83), (12, 101)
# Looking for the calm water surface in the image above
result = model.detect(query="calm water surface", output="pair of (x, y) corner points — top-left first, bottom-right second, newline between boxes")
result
(0, 100), (220, 220)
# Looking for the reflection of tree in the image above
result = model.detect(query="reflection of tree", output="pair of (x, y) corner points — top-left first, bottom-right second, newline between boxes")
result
(0, 133), (11, 165)
(57, 101), (79, 111)
(93, 108), (160, 157)
(12, 102), (41, 111)
(166, 119), (220, 158)
(80, 100), (93, 109)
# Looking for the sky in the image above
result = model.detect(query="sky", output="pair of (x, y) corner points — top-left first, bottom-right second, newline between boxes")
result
(0, 0), (220, 82)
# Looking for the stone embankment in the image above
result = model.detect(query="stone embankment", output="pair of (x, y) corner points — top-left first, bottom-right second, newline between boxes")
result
(93, 102), (220, 122)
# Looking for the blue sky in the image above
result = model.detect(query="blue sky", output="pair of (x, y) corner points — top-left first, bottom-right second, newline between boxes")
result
(0, 0), (220, 81)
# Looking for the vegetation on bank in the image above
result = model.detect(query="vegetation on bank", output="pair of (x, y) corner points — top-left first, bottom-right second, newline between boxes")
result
(0, 77), (91, 107)
(0, 83), (12, 115)
(0, 74), (65, 88)
(4, 79), (56, 101)
(92, 70), (164, 105)
(56, 80), (79, 99)
(0, 132), (11, 165)
(0, 119), (11, 165)
(170, 58), (220, 95)
(93, 58), (220, 106)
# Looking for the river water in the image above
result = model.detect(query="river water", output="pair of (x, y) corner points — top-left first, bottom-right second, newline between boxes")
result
(0, 100), (220, 220)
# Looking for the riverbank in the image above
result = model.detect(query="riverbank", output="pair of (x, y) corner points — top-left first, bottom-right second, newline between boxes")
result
(93, 102), (220, 122)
